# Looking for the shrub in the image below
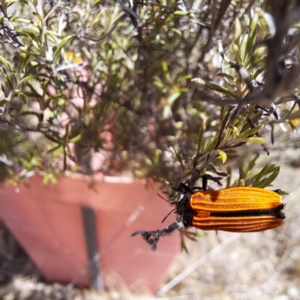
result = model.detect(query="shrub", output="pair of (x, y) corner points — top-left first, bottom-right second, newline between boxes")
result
(0, 0), (299, 193)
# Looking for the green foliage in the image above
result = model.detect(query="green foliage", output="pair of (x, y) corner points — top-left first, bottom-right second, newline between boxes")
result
(0, 0), (299, 201)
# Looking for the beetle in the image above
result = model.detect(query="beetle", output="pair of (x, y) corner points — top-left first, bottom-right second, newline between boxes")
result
(131, 184), (285, 251)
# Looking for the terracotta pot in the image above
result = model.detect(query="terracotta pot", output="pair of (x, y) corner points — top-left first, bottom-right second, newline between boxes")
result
(0, 174), (180, 293)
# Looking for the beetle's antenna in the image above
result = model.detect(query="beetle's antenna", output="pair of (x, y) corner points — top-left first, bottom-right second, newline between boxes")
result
(161, 208), (176, 223)
(157, 193), (170, 203)
(156, 194), (177, 223)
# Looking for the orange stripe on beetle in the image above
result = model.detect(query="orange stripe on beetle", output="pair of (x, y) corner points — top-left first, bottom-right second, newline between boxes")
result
(131, 186), (285, 251)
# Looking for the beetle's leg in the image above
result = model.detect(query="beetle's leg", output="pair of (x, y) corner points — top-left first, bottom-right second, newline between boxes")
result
(185, 174), (208, 193)
(190, 174), (219, 193)
(202, 174), (208, 191)
(131, 219), (184, 251)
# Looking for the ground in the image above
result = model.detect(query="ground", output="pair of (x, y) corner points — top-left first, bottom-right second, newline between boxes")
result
(1, 140), (300, 299)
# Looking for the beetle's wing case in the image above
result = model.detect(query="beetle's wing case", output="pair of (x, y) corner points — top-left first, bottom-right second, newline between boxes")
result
(190, 187), (283, 212)
(192, 214), (284, 232)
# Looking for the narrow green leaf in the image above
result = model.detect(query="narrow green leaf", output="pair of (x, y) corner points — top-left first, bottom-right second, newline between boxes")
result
(44, 134), (62, 144)
(162, 61), (171, 84)
(18, 51), (30, 73)
(174, 11), (189, 16)
(232, 43), (242, 65)
(154, 76), (165, 89)
(239, 165), (245, 182)
(92, 0), (102, 6)
(197, 123), (205, 156)
(256, 167), (279, 188)
(47, 145), (62, 153)
(244, 13), (258, 63)
(171, 146), (185, 169)
(232, 126), (239, 137)
(0, 55), (14, 72)
(171, 28), (182, 36)
(176, 74), (192, 82)
(162, 61), (168, 73)
(252, 164), (270, 186)
(239, 124), (264, 138)
(53, 34), (75, 64)
(192, 78), (237, 98)
(234, 18), (242, 41)
(0, 99), (9, 105)
(234, 105), (256, 132)
(19, 74), (36, 84)
(248, 154), (260, 172)
(246, 137), (265, 143)
(180, 232), (189, 253)
(1, 67), (14, 90)
(69, 133), (83, 143)
(167, 91), (181, 105)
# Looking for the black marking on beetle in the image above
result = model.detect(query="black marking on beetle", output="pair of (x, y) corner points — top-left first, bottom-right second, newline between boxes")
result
(210, 204), (285, 219)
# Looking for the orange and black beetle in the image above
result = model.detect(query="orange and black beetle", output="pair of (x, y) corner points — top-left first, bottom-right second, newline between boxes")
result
(131, 183), (285, 251)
